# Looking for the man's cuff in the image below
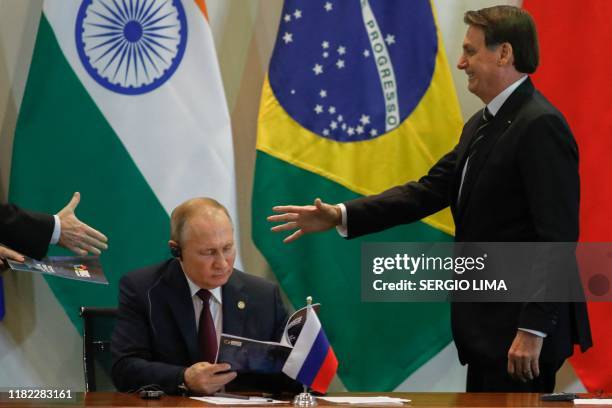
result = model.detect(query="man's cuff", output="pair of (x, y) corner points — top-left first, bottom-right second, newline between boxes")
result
(177, 368), (190, 396)
(335, 203), (348, 237)
(50, 214), (61, 245)
(518, 327), (547, 338)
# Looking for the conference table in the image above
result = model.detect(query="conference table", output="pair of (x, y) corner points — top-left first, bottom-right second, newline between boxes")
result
(0, 392), (586, 408)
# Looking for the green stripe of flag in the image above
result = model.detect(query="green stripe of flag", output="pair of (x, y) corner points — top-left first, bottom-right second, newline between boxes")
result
(10, 14), (170, 331)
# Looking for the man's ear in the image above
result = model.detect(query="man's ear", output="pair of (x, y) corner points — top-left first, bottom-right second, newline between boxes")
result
(498, 42), (514, 66)
(168, 240), (181, 259)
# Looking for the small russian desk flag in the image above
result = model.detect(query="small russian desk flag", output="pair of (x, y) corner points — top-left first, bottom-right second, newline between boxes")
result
(282, 306), (338, 393)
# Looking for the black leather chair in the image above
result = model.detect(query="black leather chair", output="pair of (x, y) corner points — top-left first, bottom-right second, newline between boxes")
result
(79, 307), (118, 391)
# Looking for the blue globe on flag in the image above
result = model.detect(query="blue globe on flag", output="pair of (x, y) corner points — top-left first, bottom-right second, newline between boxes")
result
(269, 0), (437, 142)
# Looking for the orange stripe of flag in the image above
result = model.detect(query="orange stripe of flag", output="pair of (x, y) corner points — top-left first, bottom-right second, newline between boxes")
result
(194, 0), (208, 20)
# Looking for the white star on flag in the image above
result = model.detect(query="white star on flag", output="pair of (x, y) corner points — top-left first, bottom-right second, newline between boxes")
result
(284, 14), (291, 22)
(385, 34), (396, 45)
(328, 106), (336, 114)
(336, 59), (345, 69)
(324, 2), (333, 12)
(341, 123), (347, 130)
(313, 64), (323, 75)
(294, 9), (302, 19)
(356, 125), (364, 134)
(347, 127), (355, 136)
(322, 41), (329, 49)
(322, 129), (330, 136)
(337, 115), (343, 122)
(363, 49), (370, 58)
(323, 52), (329, 58)
(283, 32), (293, 44)
(319, 90), (327, 98)
(314, 105), (324, 114)
(359, 114), (370, 125)
(370, 128), (378, 136)
(330, 121), (338, 129)
(337, 46), (346, 55)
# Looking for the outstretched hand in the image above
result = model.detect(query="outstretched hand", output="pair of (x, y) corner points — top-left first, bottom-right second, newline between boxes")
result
(267, 198), (341, 243)
(57, 192), (108, 256)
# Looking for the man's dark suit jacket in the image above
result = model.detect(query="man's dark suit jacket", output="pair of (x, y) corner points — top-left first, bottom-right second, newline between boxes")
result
(0, 203), (53, 259)
(344, 78), (592, 366)
(111, 258), (297, 395)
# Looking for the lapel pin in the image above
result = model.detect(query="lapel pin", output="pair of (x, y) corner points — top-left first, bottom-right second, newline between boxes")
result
(237, 300), (246, 310)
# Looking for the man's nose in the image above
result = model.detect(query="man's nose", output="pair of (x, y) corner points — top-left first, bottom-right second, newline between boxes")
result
(214, 253), (229, 268)
(457, 55), (467, 70)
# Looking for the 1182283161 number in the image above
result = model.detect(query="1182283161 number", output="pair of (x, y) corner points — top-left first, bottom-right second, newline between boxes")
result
(8, 389), (72, 399)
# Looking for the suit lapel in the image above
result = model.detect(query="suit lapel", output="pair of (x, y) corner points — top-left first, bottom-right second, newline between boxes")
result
(455, 78), (535, 219)
(160, 260), (201, 362)
(221, 270), (248, 336)
(455, 119), (506, 217)
(451, 116), (482, 214)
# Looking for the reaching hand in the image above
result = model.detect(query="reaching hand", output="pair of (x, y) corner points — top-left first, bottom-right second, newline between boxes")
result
(57, 192), (108, 256)
(184, 362), (237, 395)
(507, 330), (543, 382)
(0, 244), (25, 263)
(267, 198), (342, 243)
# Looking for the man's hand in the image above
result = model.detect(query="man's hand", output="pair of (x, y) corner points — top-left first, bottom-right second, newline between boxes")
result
(184, 362), (237, 395)
(267, 198), (342, 243)
(0, 245), (25, 263)
(507, 330), (543, 382)
(57, 192), (108, 255)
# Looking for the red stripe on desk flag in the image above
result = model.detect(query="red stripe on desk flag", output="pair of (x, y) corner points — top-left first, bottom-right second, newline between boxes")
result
(311, 348), (339, 394)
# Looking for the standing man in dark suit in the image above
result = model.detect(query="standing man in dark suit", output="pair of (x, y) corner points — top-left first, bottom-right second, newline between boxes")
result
(0, 192), (108, 261)
(112, 197), (295, 395)
(268, 6), (591, 392)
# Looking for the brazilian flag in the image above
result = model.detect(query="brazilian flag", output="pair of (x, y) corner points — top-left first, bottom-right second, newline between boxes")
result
(253, 0), (463, 390)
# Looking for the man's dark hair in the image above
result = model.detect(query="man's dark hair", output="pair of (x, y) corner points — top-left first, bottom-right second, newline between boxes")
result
(464, 6), (539, 74)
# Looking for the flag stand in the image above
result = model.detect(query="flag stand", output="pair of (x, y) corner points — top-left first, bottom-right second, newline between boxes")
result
(292, 296), (317, 407)
(293, 384), (317, 407)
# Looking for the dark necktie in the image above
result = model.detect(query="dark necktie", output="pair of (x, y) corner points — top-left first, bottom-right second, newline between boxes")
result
(196, 289), (218, 364)
(457, 108), (494, 203)
(469, 107), (494, 155)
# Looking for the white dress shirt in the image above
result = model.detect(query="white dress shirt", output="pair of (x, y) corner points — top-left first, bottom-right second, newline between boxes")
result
(50, 214), (61, 244)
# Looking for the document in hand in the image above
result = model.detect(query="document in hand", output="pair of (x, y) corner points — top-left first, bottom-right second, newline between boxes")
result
(215, 304), (320, 373)
(5, 255), (108, 284)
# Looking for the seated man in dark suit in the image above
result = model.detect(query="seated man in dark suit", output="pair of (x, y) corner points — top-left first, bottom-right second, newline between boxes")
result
(112, 197), (296, 395)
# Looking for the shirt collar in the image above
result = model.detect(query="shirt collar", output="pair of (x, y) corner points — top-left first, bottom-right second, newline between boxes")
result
(183, 269), (223, 304)
(487, 75), (528, 116)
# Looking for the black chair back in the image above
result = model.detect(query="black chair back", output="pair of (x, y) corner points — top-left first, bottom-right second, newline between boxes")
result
(79, 307), (118, 392)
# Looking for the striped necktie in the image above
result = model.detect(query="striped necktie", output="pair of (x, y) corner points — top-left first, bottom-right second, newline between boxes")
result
(457, 107), (494, 204)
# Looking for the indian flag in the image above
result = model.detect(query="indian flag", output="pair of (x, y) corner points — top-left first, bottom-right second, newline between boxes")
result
(253, 0), (463, 390)
(9, 0), (239, 328)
